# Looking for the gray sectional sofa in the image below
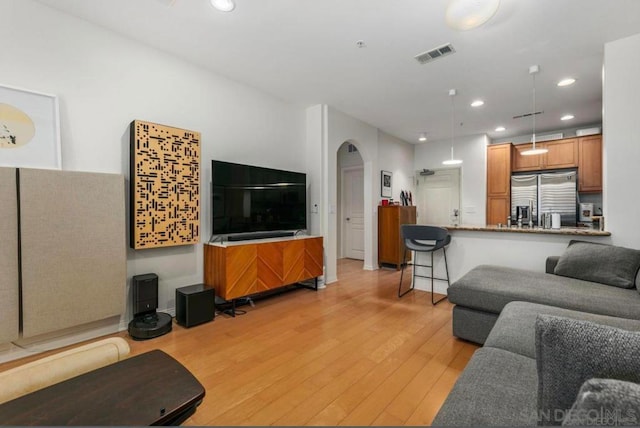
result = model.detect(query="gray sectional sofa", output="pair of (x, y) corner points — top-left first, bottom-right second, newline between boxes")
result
(433, 240), (640, 426)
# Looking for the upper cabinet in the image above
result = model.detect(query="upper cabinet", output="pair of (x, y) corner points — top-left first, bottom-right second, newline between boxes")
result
(512, 143), (542, 171)
(512, 138), (578, 172)
(542, 138), (579, 169)
(578, 135), (603, 193)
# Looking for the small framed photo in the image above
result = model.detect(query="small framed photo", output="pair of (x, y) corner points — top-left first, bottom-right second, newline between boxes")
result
(0, 84), (61, 169)
(381, 170), (392, 197)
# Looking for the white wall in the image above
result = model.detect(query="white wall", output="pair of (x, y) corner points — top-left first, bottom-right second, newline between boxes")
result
(604, 33), (640, 248)
(1, 0), (306, 351)
(413, 134), (488, 225)
(378, 131), (415, 202)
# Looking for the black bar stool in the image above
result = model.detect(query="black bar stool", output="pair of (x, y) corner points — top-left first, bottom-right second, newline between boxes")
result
(398, 225), (450, 305)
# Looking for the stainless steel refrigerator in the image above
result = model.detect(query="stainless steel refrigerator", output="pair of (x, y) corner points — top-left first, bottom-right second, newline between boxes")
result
(511, 170), (577, 226)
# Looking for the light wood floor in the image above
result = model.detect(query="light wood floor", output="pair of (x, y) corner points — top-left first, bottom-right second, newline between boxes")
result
(2, 259), (479, 426)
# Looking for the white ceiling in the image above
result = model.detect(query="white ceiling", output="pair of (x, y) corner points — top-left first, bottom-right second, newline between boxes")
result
(36, 0), (640, 144)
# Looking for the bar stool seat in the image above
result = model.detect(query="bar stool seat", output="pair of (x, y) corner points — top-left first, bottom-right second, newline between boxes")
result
(398, 225), (451, 305)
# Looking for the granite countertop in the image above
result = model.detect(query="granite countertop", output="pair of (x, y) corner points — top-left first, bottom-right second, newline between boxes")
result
(444, 225), (611, 236)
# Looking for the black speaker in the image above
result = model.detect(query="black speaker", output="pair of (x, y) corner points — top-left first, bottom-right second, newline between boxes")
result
(176, 284), (215, 328)
(132, 273), (158, 316)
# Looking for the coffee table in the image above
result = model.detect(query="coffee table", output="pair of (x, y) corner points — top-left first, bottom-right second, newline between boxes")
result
(0, 350), (205, 426)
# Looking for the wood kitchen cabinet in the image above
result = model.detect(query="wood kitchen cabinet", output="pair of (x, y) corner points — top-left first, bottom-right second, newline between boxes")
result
(486, 143), (512, 225)
(512, 138), (578, 172)
(512, 143), (542, 172)
(378, 205), (416, 269)
(578, 135), (603, 192)
(543, 138), (578, 169)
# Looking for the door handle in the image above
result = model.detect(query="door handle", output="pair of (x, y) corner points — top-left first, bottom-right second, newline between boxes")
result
(346, 218), (350, 221)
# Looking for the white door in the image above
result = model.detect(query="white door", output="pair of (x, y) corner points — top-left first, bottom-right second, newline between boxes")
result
(416, 168), (461, 226)
(342, 167), (365, 260)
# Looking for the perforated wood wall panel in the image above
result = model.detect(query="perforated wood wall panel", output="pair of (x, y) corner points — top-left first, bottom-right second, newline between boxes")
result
(0, 168), (19, 344)
(130, 120), (200, 249)
(20, 169), (126, 338)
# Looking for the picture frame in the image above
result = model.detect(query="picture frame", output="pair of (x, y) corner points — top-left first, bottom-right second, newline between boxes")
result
(381, 170), (392, 197)
(0, 84), (61, 169)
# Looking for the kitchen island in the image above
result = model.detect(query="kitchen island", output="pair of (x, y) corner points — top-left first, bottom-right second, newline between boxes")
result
(410, 224), (612, 297)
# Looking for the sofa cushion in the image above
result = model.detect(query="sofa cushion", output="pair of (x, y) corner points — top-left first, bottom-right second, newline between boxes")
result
(562, 378), (640, 426)
(447, 265), (640, 320)
(535, 315), (640, 426)
(485, 302), (640, 359)
(554, 241), (640, 289)
(432, 347), (538, 426)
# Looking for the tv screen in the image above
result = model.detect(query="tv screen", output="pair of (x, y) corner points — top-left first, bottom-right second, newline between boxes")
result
(211, 160), (307, 235)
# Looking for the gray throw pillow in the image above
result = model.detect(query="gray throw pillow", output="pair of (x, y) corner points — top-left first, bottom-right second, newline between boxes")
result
(562, 378), (640, 426)
(536, 315), (640, 426)
(553, 241), (640, 289)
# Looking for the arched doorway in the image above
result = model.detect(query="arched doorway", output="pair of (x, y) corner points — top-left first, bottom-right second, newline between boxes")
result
(337, 142), (364, 264)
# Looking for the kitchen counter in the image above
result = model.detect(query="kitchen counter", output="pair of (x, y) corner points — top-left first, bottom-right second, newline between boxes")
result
(444, 225), (611, 236)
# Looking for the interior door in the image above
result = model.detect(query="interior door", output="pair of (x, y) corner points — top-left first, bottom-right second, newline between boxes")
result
(416, 168), (461, 226)
(342, 167), (365, 260)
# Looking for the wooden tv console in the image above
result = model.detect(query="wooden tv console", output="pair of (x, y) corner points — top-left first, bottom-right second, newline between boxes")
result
(204, 236), (323, 302)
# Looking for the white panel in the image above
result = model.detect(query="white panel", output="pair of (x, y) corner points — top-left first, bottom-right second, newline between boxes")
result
(20, 169), (126, 338)
(0, 168), (19, 344)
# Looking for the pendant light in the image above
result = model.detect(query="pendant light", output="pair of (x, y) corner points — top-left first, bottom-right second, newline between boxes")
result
(521, 65), (548, 156)
(443, 89), (463, 165)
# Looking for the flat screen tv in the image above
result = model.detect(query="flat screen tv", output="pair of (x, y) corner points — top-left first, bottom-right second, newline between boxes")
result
(211, 160), (307, 236)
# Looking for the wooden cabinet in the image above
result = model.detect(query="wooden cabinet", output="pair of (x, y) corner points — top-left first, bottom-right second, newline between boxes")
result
(543, 138), (578, 169)
(512, 143), (542, 172)
(378, 205), (416, 269)
(487, 197), (510, 227)
(204, 236), (323, 301)
(578, 135), (603, 192)
(487, 143), (512, 225)
(512, 138), (578, 172)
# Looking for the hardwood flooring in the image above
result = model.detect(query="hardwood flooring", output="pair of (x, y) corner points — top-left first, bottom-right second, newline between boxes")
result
(1, 259), (479, 426)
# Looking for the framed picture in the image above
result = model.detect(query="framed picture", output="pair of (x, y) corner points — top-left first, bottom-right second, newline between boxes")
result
(381, 170), (392, 197)
(0, 84), (61, 169)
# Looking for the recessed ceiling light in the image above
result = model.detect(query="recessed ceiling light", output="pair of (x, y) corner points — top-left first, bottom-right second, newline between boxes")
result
(471, 100), (484, 107)
(561, 114), (575, 121)
(557, 78), (576, 87)
(418, 133), (427, 142)
(495, 126), (506, 132)
(210, 0), (235, 12)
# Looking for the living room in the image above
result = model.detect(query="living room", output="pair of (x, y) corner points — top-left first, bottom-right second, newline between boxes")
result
(2, 0), (640, 425)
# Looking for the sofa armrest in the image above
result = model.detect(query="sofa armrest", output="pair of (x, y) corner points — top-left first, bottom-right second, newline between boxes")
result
(0, 337), (130, 405)
(546, 256), (560, 274)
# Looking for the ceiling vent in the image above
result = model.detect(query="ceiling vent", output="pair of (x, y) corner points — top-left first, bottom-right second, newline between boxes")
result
(513, 111), (543, 120)
(415, 43), (456, 64)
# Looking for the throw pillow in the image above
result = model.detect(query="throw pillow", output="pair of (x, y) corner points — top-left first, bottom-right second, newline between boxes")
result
(562, 378), (640, 426)
(553, 240), (640, 289)
(535, 315), (640, 426)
